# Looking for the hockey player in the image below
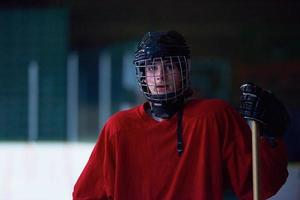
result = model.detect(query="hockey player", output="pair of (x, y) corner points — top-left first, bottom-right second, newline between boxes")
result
(73, 31), (289, 200)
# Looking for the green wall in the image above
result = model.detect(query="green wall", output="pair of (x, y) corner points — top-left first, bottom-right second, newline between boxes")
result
(0, 9), (68, 140)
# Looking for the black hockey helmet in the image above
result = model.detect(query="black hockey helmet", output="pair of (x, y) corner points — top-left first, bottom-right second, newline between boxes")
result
(133, 31), (191, 103)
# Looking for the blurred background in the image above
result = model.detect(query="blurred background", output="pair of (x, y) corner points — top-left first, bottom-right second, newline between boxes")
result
(0, 0), (299, 199)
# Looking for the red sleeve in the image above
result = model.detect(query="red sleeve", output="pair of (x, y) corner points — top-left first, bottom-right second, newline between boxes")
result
(73, 124), (116, 200)
(221, 105), (288, 200)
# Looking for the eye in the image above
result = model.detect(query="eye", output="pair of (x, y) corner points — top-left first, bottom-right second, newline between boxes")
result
(147, 65), (157, 71)
(165, 64), (173, 71)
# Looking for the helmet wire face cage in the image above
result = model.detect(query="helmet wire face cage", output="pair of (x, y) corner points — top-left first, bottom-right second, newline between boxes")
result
(133, 31), (191, 104)
(135, 56), (190, 103)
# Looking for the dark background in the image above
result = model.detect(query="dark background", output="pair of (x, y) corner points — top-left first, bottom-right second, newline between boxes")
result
(0, 0), (299, 161)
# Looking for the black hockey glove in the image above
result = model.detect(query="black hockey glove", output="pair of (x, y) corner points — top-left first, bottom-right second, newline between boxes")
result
(239, 83), (290, 137)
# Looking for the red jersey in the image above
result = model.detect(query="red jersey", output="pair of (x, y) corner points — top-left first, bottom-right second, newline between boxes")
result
(73, 99), (288, 200)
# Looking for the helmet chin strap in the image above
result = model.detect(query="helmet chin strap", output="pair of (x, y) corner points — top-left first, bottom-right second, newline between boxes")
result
(150, 97), (184, 119)
(149, 97), (185, 156)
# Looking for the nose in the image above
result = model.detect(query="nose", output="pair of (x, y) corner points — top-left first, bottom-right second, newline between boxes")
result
(155, 65), (165, 81)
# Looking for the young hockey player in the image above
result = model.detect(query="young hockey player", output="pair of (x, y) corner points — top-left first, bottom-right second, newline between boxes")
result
(73, 31), (289, 200)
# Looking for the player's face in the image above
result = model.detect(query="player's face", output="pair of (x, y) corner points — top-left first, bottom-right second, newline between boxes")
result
(145, 59), (182, 95)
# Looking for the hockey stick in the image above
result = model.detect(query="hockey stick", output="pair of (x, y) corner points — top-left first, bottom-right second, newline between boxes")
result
(248, 120), (261, 200)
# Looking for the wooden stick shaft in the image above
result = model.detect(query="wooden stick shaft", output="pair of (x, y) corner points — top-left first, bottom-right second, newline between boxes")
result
(249, 120), (261, 200)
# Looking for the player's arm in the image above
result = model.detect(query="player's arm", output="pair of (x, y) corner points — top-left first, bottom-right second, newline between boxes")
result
(221, 83), (289, 199)
(73, 125), (116, 200)
(239, 83), (289, 198)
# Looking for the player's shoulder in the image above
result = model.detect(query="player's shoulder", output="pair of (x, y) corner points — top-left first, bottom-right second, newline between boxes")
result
(185, 99), (236, 117)
(105, 104), (141, 128)
(97, 105), (142, 138)
(110, 105), (139, 121)
(187, 98), (231, 110)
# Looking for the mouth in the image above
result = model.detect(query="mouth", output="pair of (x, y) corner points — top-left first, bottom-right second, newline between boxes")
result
(156, 85), (170, 89)
(154, 85), (173, 93)
(156, 85), (168, 88)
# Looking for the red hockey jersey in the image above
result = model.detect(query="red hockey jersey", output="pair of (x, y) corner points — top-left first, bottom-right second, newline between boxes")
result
(73, 99), (288, 200)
